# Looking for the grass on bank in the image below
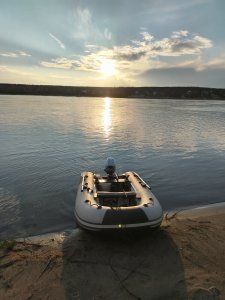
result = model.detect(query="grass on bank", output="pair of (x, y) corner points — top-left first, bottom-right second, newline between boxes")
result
(0, 240), (17, 251)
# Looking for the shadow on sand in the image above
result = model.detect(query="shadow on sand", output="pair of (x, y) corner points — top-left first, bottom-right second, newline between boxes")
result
(62, 228), (187, 300)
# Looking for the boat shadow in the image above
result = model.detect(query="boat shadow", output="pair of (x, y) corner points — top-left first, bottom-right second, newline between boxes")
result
(62, 228), (187, 300)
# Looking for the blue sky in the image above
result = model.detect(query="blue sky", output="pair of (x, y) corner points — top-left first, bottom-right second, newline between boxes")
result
(0, 0), (225, 87)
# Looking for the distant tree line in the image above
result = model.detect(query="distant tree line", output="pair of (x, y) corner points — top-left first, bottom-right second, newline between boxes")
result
(0, 83), (225, 99)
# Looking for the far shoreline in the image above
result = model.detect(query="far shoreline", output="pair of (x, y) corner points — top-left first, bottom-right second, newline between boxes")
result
(0, 83), (225, 100)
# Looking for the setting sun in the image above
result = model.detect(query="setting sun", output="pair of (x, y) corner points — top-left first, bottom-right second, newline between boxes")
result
(100, 60), (116, 77)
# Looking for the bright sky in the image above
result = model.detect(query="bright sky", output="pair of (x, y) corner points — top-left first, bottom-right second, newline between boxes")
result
(0, 0), (224, 87)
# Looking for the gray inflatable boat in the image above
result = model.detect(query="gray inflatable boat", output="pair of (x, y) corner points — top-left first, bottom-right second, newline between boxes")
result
(75, 158), (163, 231)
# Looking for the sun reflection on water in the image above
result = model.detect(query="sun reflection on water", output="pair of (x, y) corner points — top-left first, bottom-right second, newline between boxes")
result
(103, 97), (111, 139)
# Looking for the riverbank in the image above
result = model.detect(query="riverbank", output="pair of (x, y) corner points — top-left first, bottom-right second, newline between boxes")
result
(1, 205), (225, 300)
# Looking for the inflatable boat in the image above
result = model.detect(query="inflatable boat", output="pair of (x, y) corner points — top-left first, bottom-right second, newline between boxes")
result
(75, 158), (163, 231)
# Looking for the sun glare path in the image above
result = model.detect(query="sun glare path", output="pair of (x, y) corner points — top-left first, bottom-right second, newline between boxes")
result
(100, 60), (116, 77)
(103, 97), (111, 139)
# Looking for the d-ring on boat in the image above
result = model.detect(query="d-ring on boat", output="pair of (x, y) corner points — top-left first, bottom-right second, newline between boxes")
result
(75, 158), (163, 231)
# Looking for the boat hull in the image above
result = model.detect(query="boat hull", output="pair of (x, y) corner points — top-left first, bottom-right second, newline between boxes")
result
(75, 171), (163, 231)
(75, 210), (163, 231)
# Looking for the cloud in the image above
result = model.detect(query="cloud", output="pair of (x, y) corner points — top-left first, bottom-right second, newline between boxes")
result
(113, 46), (146, 61)
(169, 35), (212, 54)
(205, 56), (225, 70)
(0, 52), (18, 58)
(0, 51), (31, 58)
(112, 30), (212, 61)
(172, 30), (189, 38)
(176, 55), (225, 72)
(104, 28), (112, 40)
(40, 30), (213, 77)
(72, 6), (102, 40)
(140, 31), (154, 42)
(48, 32), (65, 49)
(40, 57), (80, 69)
(77, 53), (106, 72)
(77, 6), (91, 24)
(77, 30), (212, 64)
(137, 53), (225, 80)
(85, 45), (99, 49)
(17, 51), (31, 57)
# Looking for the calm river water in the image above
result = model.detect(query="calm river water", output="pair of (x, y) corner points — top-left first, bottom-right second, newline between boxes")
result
(1, 95), (225, 238)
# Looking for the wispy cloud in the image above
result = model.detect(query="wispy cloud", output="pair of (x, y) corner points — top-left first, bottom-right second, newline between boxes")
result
(176, 55), (225, 72)
(204, 56), (225, 70)
(73, 6), (97, 39)
(48, 32), (65, 49)
(104, 28), (112, 40)
(77, 6), (91, 23)
(0, 52), (18, 58)
(40, 57), (79, 69)
(17, 51), (31, 57)
(0, 51), (31, 58)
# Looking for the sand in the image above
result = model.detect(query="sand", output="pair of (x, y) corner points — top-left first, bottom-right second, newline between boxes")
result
(0, 205), (225, 300)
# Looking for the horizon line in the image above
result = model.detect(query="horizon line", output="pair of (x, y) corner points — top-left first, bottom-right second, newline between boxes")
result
(0, 83), (224, 90)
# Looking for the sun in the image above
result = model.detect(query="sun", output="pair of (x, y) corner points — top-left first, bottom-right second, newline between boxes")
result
(100, 59), (116, 77)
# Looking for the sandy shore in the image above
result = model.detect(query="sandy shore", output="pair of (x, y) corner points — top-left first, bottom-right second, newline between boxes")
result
(1, 204), (225, 300)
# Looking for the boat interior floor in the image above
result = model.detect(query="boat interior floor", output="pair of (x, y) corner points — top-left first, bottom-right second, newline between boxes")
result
(95, 178), (138, 207)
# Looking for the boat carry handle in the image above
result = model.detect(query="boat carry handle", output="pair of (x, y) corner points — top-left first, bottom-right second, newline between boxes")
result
(133, 172), (151, 189)
(81, 175), (85, 192)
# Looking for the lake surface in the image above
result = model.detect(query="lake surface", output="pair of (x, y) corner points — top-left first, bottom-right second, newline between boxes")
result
(1, 95), (225, 238)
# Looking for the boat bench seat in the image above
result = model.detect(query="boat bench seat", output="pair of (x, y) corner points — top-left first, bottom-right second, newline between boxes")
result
(97, 191), (136, 197)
